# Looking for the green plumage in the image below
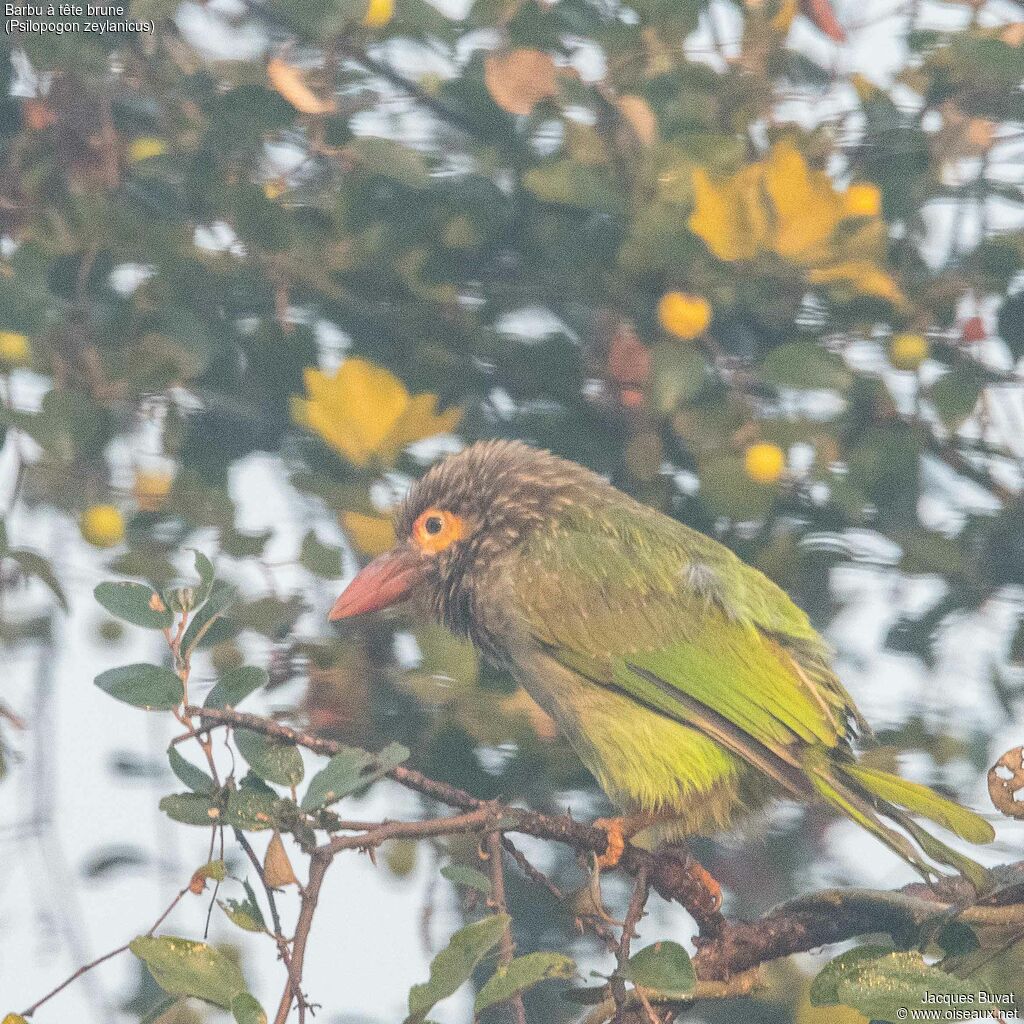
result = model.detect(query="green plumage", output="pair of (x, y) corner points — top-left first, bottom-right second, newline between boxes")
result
(398, 441), (995, 887)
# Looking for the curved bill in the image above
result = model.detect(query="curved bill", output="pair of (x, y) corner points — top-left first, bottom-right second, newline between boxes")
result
(328, 546), (426, 621)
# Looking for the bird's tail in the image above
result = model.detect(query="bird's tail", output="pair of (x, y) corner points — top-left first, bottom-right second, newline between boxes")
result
(806, 758), (995, 892)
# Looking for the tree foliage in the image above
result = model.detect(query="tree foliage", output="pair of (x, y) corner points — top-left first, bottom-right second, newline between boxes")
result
(2, 0), (1024, 1019)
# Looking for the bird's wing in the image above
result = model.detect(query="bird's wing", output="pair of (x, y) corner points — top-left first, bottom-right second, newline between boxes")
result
(509, 503), (993, 881)
(511, 502), (859, 775)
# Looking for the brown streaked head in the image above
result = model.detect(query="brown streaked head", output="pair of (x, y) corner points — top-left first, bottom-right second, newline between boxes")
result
(328, 439), (592, 635)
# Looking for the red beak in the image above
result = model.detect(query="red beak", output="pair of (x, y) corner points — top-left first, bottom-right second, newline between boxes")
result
(328, 546), (426, 621)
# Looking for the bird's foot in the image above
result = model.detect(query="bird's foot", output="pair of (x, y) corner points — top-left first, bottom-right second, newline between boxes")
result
(593, 816), (627, 870)
(683, 854), (723, 915)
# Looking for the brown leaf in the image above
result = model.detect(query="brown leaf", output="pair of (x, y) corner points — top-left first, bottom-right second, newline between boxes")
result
(616, 94), (657, 147)
(484, 49), (559, 116)
(988, 746), (1024, 819)
(264, 831), (299, 888)
(267, 57), (336, 115)
(608, 323), (652, 386)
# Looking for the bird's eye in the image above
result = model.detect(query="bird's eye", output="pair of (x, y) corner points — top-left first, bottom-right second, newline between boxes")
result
(412, 508), (465, 554)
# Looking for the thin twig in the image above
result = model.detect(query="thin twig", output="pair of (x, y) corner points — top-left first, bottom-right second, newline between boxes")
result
(611, 865), (650, 1022)
(22, 885), (190, 1017)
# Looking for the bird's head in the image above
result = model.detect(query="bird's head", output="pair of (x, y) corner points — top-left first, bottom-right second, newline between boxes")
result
(328, 439), (588, 634)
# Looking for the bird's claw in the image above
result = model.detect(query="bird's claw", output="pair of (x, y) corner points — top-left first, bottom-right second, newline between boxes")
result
(593, 816), (627, 870)
(683, 852), (723, 915)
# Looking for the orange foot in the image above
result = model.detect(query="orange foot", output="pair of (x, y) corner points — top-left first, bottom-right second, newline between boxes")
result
(593, 817), (627, 870)
(685, 856), (723, 914)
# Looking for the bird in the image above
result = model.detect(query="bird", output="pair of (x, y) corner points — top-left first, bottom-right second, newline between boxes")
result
(329, 439), (994, 898)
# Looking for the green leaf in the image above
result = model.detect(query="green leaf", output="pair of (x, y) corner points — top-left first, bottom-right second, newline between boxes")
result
(196, 859), (227, 883)
(10, 550), (69, 612)
(440, 864), (493, 894)
(523, 160), (622, 215)
(181, 579), (238, 656)
(300, 742), (409, 810)
(205, 666), (269, 709)
(405, 915), (510, 1023)
(231, 992), (268, 1024)
(810, 945), (993, 1022)
(698, 456), (774, 520)
(168, 746), (216, 795)
(235, 730), (304, 787)
(138, 996), (178, 1024)
(761, 341), (853, 391)
(192, 549), (216, 606)
(95, 581), (173, 628)
(221, 877), (267, 933)
(348, 136), (430, 188)
(619, 941), (695, 998)
(224, 778), (281, 831)
(128, 935), (248, 1009)
(95, 664), (184, 710)
(220, 898), (265, 933)
(475, 952), (577, 1011)
(299, 530), (344, 578)
(160, 792), (220, 826)
(650, 342), (708, 413)
(930, 364), (985, 430)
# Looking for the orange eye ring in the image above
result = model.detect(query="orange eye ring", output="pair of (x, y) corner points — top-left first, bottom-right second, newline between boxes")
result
(412, 508), (465, 554)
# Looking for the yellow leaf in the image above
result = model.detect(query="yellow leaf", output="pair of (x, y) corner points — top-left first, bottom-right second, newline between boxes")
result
(3, 1015), (29, 1024)
(484, 49), (559, 116)
(267, 57), (336, 115)
(292, 359), (459, 467)
(807, 260), (906, 306)
(770, 0), (798, 33)
(341, 511), (397, 556)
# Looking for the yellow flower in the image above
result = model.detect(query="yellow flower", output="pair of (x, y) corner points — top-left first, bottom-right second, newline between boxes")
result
(291, 358), (461, 467)
(657, 291), (712, 340)
(690, 167), (763, 262)
(744, 443), (786, 484)
(844, 182), (882, 218)
(127, 137), (167, 162)
(341, 511), (397, 556)
(81, 504), (125, 548)
(0, 331), (31, 366)
(362, 0), (394, 27)
(889, 333), (929, 370)
(761, 140), (843, 261)
(133, 468), (175, 512)
(690, 142), (904, 306)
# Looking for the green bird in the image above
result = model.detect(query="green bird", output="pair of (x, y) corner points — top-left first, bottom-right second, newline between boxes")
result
(329, 440), (994, 891)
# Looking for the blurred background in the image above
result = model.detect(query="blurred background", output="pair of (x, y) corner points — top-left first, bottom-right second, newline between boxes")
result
(1, 0), (1023, 1019)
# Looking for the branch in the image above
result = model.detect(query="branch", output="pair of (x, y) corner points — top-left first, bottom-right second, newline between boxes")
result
(187, 705), (1024, 982)
(485, 831), (527, 1024)
(188, 706), (725, 930)
(691, 873), (1024, 982)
